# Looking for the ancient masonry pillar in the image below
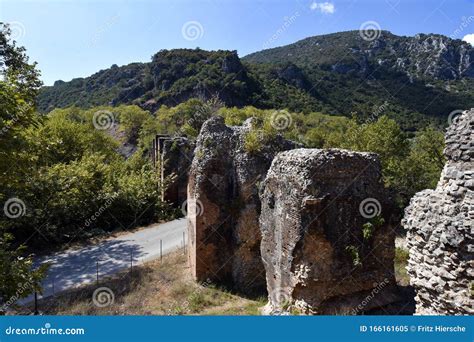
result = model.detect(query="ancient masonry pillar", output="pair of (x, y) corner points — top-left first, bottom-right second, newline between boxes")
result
(187, 116), (297, 296)
(259, 148), (397, 314)
(402, 109), (473, 315)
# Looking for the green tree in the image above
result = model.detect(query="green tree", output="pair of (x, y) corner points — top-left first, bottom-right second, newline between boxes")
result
(396, 127), (445, 201)
(0, 23), (46, 308)
(27, 107), (119, 166)
(0, 23), (42, 189)
(336, 116), (409, 188)
(0, 233), (48, 307)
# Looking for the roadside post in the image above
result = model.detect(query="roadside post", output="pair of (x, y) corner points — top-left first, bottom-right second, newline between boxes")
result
(160, 239), (163, 262)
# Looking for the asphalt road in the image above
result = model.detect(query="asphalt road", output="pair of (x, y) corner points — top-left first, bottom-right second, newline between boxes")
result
(21, 218), (187, 303)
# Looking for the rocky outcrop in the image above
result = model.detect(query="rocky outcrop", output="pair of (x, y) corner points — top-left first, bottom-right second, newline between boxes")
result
(187, 116), (297, 295)
(259, 149), (397, 314)
(402, 34), (474, 80)
(151, 134), (194, 207)
(403, 109), (474, 315)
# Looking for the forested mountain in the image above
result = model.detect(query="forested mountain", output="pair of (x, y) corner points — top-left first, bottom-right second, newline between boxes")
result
(37, 31), (474, 129)
(38, 49), (261, 113)
(244, 31), (474, 80)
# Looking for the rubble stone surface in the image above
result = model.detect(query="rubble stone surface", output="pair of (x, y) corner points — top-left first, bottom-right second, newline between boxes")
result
(403, 109), (474, 315)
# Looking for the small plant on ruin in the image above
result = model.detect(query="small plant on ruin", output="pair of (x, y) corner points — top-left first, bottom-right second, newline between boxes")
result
(243, 118), (278, 154)
(362, 215), (385, 240)
(362, 223), (373, 240)
(170, 140), (179, 151)
(345, 245), (361, 267)
(203, 137), (212, 148)
(244, 130), (263, 154)
(195, 149), (205, 159)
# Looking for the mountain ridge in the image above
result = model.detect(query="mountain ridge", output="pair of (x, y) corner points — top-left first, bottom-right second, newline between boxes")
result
(37, 30), (474, 130)
(243, 30), (473, 80)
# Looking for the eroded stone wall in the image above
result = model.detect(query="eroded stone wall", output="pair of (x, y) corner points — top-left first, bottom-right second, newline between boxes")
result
(259, 148), (397, 314)
(403, 109), (474, 315)
(187, 116), (297, 295)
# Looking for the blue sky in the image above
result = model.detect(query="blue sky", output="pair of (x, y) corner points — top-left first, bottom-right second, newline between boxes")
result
(1, 0), (473, 85)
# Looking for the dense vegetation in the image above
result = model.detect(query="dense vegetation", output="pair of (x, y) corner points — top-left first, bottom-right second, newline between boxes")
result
(141, 98), (444, 206)
(1, 24), (48, 303)
(0, 26), (176, 304)
(37, 31), (474, 130)
(1, 103), (177, 250)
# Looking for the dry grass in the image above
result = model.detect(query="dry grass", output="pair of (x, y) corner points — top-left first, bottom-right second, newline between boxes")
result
(19, 252), (265, 315)
(394, 247), (410, 286)
(17, 245), (410, 316)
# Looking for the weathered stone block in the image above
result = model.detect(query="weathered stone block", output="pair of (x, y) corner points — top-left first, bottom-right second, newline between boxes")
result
(259, 148), (397, 314)
(187, 116), (297, 295)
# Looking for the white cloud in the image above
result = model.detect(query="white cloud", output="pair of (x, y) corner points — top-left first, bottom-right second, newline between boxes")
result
(310, 2), (335, 14)
(463, 33), (474, 46)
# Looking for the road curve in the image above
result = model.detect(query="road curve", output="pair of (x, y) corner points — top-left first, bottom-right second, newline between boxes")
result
(21, 218), (187, 303)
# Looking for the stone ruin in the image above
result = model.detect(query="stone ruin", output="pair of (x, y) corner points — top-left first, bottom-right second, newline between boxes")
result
(187, 116), (297, 295)
(259, 149), (398, 314)
(151, 134), (194, 207)
(403, 109), (474, 315)
(186, 113), (473, 315)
